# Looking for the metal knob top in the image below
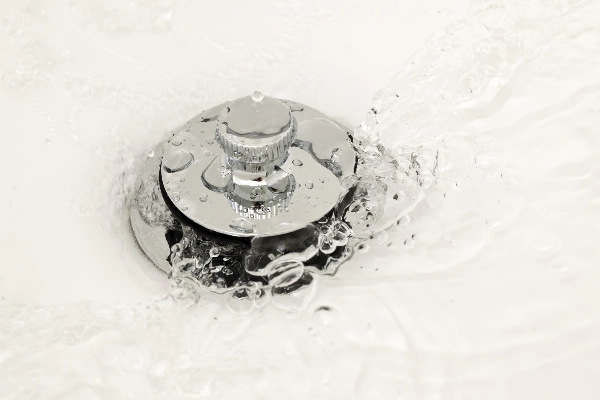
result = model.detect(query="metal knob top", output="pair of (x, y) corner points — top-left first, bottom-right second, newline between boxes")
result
(216, 92), (297, 165)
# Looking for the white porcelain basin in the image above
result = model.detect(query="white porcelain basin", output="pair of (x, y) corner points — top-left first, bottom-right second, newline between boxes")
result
(2, 1), (600, 399)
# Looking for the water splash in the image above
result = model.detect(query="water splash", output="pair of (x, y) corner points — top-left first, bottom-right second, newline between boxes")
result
(3, 0), (600, 398)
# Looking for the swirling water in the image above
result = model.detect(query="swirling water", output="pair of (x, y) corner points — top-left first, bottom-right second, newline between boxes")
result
(2, 0), (600, 399)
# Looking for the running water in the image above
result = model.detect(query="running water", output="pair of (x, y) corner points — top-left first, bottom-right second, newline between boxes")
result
(2, 0), (600, 398)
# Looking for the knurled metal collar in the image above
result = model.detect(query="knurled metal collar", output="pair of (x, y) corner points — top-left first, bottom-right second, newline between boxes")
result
(215, 95), (297, 165)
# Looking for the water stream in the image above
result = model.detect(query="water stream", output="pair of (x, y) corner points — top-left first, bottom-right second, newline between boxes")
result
(1, 0), (600, 398)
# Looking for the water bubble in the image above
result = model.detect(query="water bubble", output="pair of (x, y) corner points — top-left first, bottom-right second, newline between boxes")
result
(171, 139), (182, 146)
(252, 90), (264, 102)
(199, 193), (208, 202)
(253, 288), (270, 308)
(305, 181), (314, 189)
(268, 260), (305, 288)
(312, 305), (336, 327)
(229, 218), (257, 234)
(310, 306), (338, 345)
(397, 215), (410, 228)
(206, 137), (215, 145)
(209, 247), (220, 258)
(292, 159), (303, 166)
(419, 175), (434, 189)
(163, 151), (194, 173)
(172, 192), (180, 202)
(319, 236), (336, 254)
(147, 150), (155, 158)
(271, 273), (316, 312)
(357, 244), (369, 253)
(227, 288), (254, 314)
(393, 192), (405, 201)
(371, 230), (388, 244)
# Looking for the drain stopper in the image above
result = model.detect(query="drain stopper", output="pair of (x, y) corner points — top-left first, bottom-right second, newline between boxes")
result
(130, 92), (361, 291)
(159, 93), (355, 238)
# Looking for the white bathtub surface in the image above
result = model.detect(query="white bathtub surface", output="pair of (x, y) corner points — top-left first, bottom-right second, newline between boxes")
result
(2, 0), (600, 399)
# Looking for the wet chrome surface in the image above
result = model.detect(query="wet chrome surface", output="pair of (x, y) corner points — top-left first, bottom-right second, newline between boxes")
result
(159, 96), (355, 238)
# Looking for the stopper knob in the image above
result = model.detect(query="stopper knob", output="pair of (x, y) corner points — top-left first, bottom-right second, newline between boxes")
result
(216, 94), (297, 165)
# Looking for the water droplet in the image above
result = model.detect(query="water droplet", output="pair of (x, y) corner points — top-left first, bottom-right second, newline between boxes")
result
(171, 139), (182, 146)
(357, 243), (369, 253)
(218, 106), (229, 119)
(199, 193), (208, 202)
(205, 151), (211, 156)
(147, 150), (155, 158)
(310, 306), (337, 344)
(393, 192), (406, 201)
(206, 137), (215, 145)
(305, 181), (314, 189)
(292, 159), (303, 166)
(267, 168), (291, 193)
(172, 192), (180, 202)
(271, 273), (316, 312)
(163, 151), (194, 173)
(229, 218), (257, 234)
(228, 288), (254, 314)
(419, 175), (433, 189)
(371, 230), (388, 244)
(179, 177), (185, 182)
(397, 215), (410, 228)
(319, 178), (325, 183)
(404, 238), (415, 249)
(252, 90), (264, 102)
